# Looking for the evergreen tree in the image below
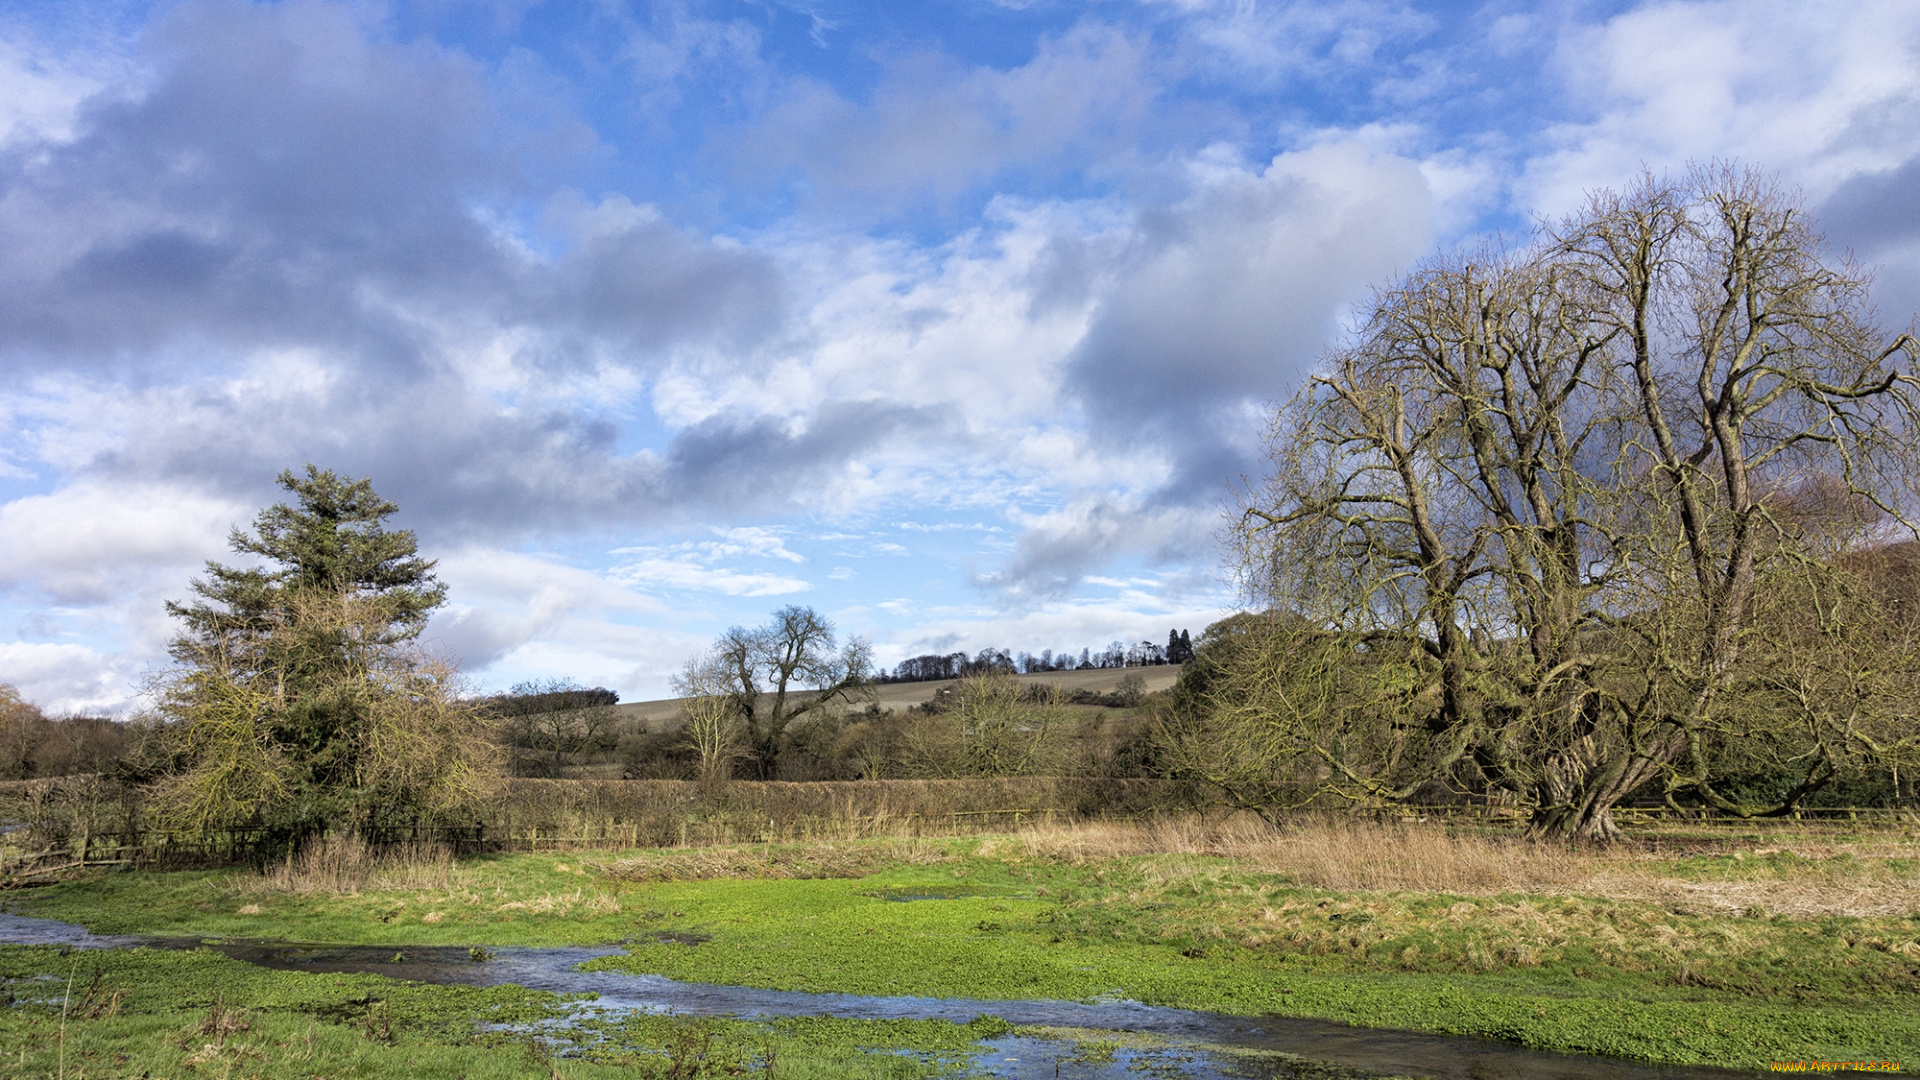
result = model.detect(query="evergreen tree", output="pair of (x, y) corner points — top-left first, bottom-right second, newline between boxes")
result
(148, 467), (485, 838)
(167, 465), (445, 653)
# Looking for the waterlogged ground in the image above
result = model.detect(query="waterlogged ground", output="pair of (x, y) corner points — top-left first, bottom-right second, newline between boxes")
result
(3, 828), (1917, 1076)
(0, 923), (1388, 1080)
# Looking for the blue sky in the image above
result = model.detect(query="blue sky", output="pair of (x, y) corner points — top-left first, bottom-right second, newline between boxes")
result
(5, 0), (1920, 711)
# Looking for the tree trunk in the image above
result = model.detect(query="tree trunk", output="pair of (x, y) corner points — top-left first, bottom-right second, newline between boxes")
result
(1528, 801), (1623, 841)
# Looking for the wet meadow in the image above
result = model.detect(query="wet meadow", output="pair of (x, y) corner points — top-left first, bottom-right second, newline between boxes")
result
(2, 815), (1917, 1078)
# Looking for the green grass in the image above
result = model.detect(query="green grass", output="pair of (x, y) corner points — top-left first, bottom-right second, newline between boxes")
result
(1642, 848), (1919, 884)
(12, 854), (640, 947)
(10, 834), (1920, 1073)
(572, 861), (1918, 1069)
(0, 944), (1015, 1078)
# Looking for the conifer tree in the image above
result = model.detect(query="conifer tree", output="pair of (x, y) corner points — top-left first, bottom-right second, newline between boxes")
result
(167, 465), (445, 655)
(147, 467), (489, 838)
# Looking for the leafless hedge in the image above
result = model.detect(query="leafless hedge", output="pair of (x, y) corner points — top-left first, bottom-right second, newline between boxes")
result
(0, 775), (1183, 876)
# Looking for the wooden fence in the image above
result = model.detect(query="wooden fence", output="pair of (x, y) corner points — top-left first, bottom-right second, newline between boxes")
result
(0, 776), (1179, 881)
(3, 773), (1913, 883)
(1378, 803), (1920, 829)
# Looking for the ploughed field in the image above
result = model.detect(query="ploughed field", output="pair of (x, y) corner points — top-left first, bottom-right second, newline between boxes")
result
(2, 818), (1916, 1077)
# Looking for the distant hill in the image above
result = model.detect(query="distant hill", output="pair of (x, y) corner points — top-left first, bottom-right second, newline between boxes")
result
(611, 666), (1183, 734)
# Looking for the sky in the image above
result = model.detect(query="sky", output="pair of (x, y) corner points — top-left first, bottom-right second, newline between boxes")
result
(4, 0), (1920, 713)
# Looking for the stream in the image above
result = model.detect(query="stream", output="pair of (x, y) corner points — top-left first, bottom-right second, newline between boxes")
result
(0, 913), (1753, 1079)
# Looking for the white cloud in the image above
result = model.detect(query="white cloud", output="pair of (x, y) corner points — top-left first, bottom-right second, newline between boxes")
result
(608, 528), (813, 597)
(0, 33), (117, 152)
(705, 526), (805, 563)
(0, 641), (141, 716)
(723, 23), (1157, 209)
(0, 481), (243, 604)
(610, 559), (811, 597)
(426, 546), (668, 665)
(1144, 0), (1436, 88)
(896, 521), (1000, 532)
(1524, 0), (1920, 213)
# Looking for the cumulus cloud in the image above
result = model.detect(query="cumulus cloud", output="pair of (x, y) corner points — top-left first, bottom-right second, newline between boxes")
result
(1065, 140), (1432, 491)
(15, 0), (1919, 711)
(0, 0), (797, 537)
(0, 480), (243, 604)
(1, 0), (503, 366)
(723, 23), (1162, 212)
(0, 32), (113, 151)
(610, 527), (814, 597)
(1522, 0), (1920, 215)
(973, 492), (1214, 603)
(424, 546), (669, 669)
(0, 642), (137, 716)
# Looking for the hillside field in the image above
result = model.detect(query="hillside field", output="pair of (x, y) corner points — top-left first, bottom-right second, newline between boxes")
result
(609, 667), (1185, 733)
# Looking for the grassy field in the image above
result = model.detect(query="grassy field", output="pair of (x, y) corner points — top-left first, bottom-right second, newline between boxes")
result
(3, 818), (1917, 1076)
(609, 666), (1184, 733)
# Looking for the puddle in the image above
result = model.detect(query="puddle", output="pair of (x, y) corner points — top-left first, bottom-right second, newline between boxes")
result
(0, 913), (1751, 1079)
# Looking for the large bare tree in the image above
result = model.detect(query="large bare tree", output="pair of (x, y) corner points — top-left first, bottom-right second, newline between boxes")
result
(696, 605), (874, 778)
(1218, 168), (1920, 838)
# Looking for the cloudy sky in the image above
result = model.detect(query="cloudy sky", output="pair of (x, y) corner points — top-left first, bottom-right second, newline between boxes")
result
(4, 0), (1920, 712)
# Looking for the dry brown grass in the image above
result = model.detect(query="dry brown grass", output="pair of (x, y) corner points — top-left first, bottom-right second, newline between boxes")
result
(233, 834), (464, 896)
(492, 888), (621, 917)
(1003, 815), (1920, 919)
(599, 838), (954, 882)
(1595, 865), (1920, 920)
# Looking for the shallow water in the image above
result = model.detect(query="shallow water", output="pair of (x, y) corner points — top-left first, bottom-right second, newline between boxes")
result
(0, 913), (1752, 1078)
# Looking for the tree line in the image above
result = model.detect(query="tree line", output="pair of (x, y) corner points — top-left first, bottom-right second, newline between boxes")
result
(476, 679), (622, 779)
(878, 630), (1193, 684)
(0, 686), (128, 780)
